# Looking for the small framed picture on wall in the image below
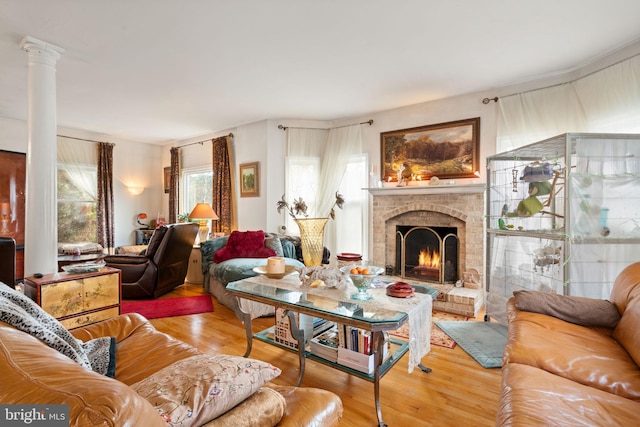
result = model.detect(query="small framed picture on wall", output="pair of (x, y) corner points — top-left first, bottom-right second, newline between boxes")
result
(239, 162), (259, 197)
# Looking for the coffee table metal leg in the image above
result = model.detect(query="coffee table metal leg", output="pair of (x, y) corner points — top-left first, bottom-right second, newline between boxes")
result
(372, 331), (387, 427)
(231, 297), (254, 357)
(284, 310), (306, 386)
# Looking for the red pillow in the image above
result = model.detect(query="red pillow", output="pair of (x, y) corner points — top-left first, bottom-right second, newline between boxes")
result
(213, 230), (276, 263)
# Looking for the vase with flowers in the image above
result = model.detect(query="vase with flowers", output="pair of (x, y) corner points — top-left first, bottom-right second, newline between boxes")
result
(276, 192), (344, 266)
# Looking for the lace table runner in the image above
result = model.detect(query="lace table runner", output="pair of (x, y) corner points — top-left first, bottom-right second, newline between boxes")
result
(243, 274), (431, 373)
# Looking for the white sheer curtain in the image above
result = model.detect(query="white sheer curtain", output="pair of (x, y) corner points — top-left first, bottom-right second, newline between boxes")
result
(318, 125), (363, 254)
(285, 128), (328, 234)
(285, 124), (365, 259)
(497, 53), (640, 152)
(57, 137), (98, 199)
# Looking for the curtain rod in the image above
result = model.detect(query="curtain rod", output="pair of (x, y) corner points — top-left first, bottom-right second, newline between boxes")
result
(278, 119), (373, 131)
(484, 50), (640, 102)
(57, 134), (108, 144)
(177, 132), (234, 148)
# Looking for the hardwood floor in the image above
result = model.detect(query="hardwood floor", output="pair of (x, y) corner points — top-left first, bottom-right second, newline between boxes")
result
(146, 283), (503, 426)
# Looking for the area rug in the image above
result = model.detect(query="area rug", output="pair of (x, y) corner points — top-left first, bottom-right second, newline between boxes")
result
(435, 321), (508, 368)
(120, 295), (214, 319)
(390, 311), (469, 349)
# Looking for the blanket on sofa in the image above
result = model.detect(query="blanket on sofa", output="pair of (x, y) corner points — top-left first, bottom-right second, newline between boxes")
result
(0, 285), (115, 377)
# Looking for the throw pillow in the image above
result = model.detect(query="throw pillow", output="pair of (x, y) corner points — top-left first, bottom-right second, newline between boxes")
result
(513, 290), (621, 328)
(281, 239), (296, 259)
(264, 234), (284, 257)
(213, 230), (275, 263)
(132, 354), (282, 427)
(0, 286), (116, 377)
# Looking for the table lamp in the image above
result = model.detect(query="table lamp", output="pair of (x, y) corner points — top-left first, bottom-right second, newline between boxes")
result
(136, 212), (148, 229)
(188, 203), (218, 243)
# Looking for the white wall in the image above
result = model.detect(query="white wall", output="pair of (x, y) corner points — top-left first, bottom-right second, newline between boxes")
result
(0, 117), (27, 153)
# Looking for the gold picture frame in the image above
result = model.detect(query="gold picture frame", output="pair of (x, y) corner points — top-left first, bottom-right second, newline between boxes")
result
(239, 161), (259, 197)
(381, 117), (480, 182)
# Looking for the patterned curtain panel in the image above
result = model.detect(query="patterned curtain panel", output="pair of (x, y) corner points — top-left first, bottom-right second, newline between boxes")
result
(169, 147), (180, 223)
(97, 142), (115, 253)
(212, 135), (236, 234)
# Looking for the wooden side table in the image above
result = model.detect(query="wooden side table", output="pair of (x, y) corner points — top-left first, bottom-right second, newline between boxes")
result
(24, 267), (121, 329)
(186, 245), (204, 285)
(135, 229), (154, 245)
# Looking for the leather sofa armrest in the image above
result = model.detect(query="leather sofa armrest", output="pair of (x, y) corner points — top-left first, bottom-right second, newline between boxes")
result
(71, 313), (151, 343)
(104, 254), (149, 265)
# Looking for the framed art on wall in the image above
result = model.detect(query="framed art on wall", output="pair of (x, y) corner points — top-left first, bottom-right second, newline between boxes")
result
(239, 162), (259, 197)
(163, 167), (171, 193)
(381, 117), (480, 182)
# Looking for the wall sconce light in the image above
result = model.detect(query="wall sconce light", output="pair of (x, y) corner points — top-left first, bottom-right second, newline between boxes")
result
(127, 186), (144, 196)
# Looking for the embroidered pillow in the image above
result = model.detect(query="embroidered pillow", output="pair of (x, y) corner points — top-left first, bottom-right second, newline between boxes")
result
(132, 354), (281, 426)
(213, 230), (275, 263)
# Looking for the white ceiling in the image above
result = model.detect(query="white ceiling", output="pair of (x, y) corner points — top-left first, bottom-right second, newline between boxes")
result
(1, 1), (640, 144)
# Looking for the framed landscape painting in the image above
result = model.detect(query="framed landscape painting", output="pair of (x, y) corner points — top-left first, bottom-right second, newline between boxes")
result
(239, 161), (259, 197)
(381, 117), (480, 182)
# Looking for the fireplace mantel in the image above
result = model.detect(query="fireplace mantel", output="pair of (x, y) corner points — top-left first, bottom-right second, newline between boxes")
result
(366, 183), (485, 196)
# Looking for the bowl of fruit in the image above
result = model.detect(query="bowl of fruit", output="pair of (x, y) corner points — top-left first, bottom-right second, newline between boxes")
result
(339, 264), (385, 301)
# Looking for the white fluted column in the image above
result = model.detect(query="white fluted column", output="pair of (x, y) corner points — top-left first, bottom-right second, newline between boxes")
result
(21, 36), (64, 276)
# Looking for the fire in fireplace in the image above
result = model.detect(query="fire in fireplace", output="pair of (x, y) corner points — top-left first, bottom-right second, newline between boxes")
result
(395, 226), (459, 284)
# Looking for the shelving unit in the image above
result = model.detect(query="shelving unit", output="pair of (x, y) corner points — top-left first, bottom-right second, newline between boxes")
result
(485, 133), (640, 323)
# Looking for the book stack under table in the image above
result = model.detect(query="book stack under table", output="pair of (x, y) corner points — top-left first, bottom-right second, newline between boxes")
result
(308, 324), (390, 374)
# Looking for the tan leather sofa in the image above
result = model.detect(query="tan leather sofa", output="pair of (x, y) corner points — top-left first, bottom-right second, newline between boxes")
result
(0, 312), (342, 426)
(496, 262), (640, 425)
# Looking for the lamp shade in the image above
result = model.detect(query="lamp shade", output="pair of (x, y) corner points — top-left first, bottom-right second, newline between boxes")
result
(188, 203), (218, 220)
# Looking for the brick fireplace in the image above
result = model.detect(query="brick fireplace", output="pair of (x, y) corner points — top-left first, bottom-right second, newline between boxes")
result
(369, 184), (486, 316)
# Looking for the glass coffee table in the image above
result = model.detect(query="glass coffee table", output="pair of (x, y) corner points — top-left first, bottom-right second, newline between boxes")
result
(227, 278), (429, 427)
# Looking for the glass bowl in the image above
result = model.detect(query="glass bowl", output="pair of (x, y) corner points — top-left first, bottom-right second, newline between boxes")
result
(339, 265), (384, 301)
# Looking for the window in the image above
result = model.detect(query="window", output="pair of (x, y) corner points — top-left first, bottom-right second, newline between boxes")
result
(57, 164), (97, 243)
(285, 154), (368, 258)
(284, 156), (321, 234)
(181, 166), (213, 215)
(336, 154), (368, 257)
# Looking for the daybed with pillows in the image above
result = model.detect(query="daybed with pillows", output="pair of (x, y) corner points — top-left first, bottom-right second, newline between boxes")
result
(200, 230), (328, 314)
(496, 261), (640, 425)
(0, 284), (343, 426)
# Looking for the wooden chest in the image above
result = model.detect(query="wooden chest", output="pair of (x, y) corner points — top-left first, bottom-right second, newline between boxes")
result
(24, 267), (121, 329)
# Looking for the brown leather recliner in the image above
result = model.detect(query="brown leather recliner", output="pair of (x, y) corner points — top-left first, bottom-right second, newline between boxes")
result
(104, 223), (198, 299)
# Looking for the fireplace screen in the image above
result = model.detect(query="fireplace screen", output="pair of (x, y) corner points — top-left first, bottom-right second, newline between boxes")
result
(395, 226), (459, 284)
